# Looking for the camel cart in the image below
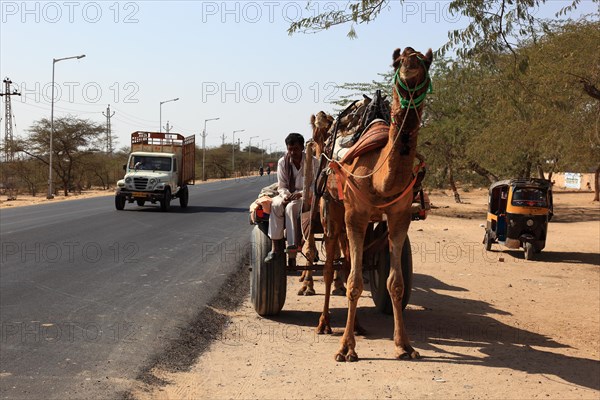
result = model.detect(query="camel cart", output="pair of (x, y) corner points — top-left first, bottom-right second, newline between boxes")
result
(248, 191), (429, 316)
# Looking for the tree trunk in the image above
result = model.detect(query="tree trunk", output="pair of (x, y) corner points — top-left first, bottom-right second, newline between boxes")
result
(536, 164), (546, 179)
(467, 160), (498, 183)
(594, 164), (599, 202)
(581, 80), (600, 101)
(62, 178), (69, 197)
(523, 161), (531, 178)
(447, 165), (462, 203)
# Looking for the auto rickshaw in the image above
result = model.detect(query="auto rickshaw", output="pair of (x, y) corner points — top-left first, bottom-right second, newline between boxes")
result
(483, 178), (553, 260)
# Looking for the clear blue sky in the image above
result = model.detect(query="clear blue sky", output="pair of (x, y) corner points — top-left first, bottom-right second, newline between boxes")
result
(1, 0), (596, 151)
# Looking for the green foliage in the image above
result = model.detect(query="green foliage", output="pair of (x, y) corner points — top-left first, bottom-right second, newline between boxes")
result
(326, 18), (599, 190)
(15, 116), (108, 195)
(289, 0), (599, 58)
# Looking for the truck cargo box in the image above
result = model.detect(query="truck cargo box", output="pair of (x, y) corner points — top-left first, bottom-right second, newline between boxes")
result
(130, 131), (195, 185)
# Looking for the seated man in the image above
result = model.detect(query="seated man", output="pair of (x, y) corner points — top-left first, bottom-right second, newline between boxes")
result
(265, 133), (314, 263)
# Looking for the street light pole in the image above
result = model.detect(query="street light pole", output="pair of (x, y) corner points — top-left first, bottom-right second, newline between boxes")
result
(231, 129), (245, 174)
(48, 54), (85, 199)
(248, 135), (258, 159)
(248, 136), (258, 174)
(202, 117), (219, 181)
(261, 139), (270, 166)
(159, 97), (179, 133)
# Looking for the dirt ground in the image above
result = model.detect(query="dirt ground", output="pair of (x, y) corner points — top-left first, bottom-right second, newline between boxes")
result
(0, 188), (114, 208)
(124, 189), (599, 400)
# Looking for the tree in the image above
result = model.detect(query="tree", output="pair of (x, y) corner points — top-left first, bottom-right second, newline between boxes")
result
(288, 0), (597, 57)
(17, 116), (105, 196)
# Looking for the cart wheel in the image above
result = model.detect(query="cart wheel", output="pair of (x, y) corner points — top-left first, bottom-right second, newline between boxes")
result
(369, 232), (413, 314)
(115, 195), (125, 210)
(524, 242), (534, 260)
(484, 231), (492, 251)
(136, 200), (145, 207)
(250, 224), (287, 316)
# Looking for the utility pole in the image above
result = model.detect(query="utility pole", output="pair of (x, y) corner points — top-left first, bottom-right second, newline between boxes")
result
(231, 129), (245, 175)
(202, 117), (219, 181)
(0, 78), (21, 162)
(220, 133), (227, 146)
(102, 104), (115, 154)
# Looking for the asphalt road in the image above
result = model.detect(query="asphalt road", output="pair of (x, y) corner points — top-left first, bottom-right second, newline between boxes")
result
(0, 174), (277, 399)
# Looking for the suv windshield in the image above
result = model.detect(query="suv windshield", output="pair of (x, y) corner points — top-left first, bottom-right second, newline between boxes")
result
(511, 187), (548, 207)
(130, 156), (171, 171)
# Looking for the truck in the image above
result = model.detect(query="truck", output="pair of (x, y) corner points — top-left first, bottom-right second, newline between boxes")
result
(115, 131), (195, 211)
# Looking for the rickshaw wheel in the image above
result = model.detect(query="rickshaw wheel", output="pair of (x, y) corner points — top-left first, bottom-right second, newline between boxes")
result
(484, 231), (492, 251)
(250, 223), (287, 316)
(368, 224), (413, 314)
(524, 242), (535, 261)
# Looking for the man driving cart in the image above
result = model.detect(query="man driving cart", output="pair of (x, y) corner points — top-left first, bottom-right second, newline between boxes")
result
(264, 133), (317, 263)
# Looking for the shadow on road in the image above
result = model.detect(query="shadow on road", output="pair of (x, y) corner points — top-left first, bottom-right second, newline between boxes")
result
(271, 272), (599, 391)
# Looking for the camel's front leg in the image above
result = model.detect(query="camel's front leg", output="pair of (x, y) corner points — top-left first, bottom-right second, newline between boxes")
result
(298, 238), (316, 296)
(387, 214), (420, 360)
(317, 233), (337, 334)
(336, 211), (369, 362)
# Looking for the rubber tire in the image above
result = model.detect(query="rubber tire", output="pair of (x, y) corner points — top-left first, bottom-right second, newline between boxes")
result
(250, 224), (287, 316)
(484, 231), (492, 251)
(115, 195), (125, 210)
(524, 242), (534, 260)
(136, 200), (145, 207)
(369, 235), (413, 314)
(160, 188), (171, 212)
(179, 186), (189, 208)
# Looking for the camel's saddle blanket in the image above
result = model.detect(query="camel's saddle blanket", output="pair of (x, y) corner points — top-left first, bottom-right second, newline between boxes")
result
(332, 119), (389, 164)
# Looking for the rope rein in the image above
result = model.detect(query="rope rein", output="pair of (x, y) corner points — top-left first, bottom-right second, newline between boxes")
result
(323, 78), (421, 181)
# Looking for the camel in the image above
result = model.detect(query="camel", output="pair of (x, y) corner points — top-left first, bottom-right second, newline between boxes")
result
(297, 113), (345, 299)
(297, 102), (370, 298)
(329, 47), (433, 362)
(309, 111), (353, 334)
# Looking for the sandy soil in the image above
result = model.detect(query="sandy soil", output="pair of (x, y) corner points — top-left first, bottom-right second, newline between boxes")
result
(127, 189), (600, 400)
(0, 189), (115, 208)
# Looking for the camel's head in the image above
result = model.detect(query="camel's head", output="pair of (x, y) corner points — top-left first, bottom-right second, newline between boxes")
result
(392, 47), (433, 109)
(310, 111), (334, 155)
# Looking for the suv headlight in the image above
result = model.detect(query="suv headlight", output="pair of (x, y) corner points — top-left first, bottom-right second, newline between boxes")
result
(125, 177), (132, 183)
(149, 178), (157, 185)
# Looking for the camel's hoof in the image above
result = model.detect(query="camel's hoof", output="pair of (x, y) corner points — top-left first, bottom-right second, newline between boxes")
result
(354, 325), (366, 336)
(331, 287), (346, 296)
(297, 287), (306, 296)
(398, 350), (421, 360)
(345, 352), (359, 362)
(298, 276), (304, 282)
(316, 324), (332, 335)
(335, 353), (346, 362)
(304, 287), (316, 296)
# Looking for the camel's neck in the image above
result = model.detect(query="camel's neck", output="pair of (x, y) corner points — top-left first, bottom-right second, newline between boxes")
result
(379, 95), (422, 194)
